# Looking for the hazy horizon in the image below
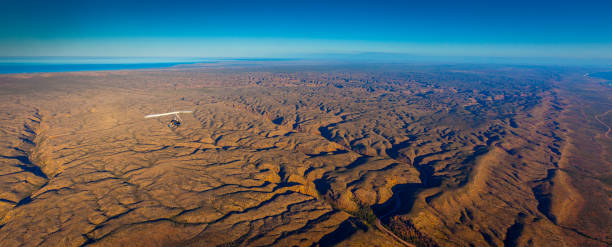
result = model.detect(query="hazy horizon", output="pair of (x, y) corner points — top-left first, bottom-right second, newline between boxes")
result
(1, 53), (611, 67)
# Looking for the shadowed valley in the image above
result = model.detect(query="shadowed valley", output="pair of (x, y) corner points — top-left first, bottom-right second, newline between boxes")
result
(0, 63), (609, 246)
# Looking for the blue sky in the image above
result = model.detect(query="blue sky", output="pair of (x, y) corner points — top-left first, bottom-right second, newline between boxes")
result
(1, 0), (611, 60)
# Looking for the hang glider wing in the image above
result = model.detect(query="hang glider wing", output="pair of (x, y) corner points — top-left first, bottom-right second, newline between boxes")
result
(144, 111), (193, 118)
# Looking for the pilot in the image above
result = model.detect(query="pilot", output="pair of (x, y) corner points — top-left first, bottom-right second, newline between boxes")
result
(168, 119), (181, 128)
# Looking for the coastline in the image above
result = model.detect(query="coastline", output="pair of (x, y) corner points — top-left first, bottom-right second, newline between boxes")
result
(0, 61), (213, 74)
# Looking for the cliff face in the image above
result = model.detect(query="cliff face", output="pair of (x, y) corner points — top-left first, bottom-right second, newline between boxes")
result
(0, 64), (609, 246)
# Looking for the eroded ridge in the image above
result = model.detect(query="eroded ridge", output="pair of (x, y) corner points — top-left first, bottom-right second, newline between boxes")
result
(0, 64), (609, 246)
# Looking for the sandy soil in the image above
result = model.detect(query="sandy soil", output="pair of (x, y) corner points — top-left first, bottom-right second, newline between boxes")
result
(0, 63), (609, 246)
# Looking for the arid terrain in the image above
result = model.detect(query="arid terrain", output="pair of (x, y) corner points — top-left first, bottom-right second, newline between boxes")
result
(0, 62), (610, 246)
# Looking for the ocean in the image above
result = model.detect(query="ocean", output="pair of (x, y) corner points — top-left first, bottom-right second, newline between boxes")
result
(0, 57), (210, 74)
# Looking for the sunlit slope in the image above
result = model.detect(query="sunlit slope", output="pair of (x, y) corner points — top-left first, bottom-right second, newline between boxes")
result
(0, 65), (609, 246)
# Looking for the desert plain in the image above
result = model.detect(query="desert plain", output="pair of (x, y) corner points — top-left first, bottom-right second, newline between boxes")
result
(0, 62), (610, 246)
